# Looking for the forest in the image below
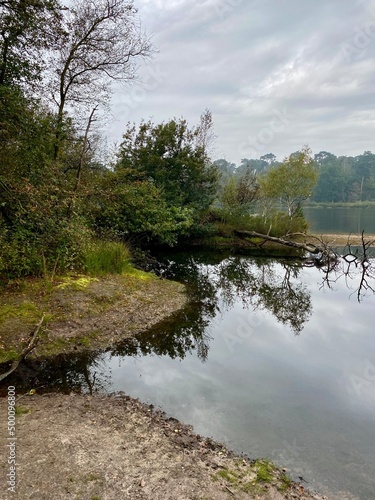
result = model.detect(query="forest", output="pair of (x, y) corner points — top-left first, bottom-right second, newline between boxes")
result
(215, 149), (375, 204)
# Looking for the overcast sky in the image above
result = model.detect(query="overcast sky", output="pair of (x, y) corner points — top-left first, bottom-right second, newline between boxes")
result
(107, 0), (375, 165)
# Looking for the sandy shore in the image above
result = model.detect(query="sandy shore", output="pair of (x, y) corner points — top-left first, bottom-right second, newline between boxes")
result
(0, 392), (335, 500)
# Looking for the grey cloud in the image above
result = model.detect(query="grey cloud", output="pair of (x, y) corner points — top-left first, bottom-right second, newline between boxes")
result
(107, 0), (375, 163)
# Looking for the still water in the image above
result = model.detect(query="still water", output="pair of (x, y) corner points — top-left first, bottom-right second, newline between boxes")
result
(305, 206), (375, 234)
(7, 250), (375, 499)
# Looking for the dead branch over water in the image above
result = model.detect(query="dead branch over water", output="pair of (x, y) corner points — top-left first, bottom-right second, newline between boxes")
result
(235, 229), (375, 302)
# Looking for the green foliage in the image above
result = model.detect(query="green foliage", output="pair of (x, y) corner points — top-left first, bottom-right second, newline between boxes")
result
(117, 118), (219, 216)
(83, 241), (131, 276)
(0, 0), (62, 89)
(0, 217), (92, 279)
(260, 146), (318, 218)
(313, 150), (375, 202)
(220, 168), (259, 217)
(91, 171), (194, 245)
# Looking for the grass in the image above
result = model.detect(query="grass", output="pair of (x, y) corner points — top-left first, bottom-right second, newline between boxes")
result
(217, 468), (238, 484)
(0, 349), (18, 364)
(254, 459), (275, 482)
(278, 472), (292, 491)
(0, 243), (182, 363)
(84, 241), (132, 276)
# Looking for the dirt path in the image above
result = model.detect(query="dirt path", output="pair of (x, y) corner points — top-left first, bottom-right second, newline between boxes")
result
(0, 392), (337, 500)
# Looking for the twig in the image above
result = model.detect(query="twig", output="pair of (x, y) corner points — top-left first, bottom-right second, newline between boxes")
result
(224, 485), (235, 496)
(0, 315), (45, 383)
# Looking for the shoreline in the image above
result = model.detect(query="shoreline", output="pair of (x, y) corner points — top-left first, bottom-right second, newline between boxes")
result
(0, 237), (371, 498)
(0, 272), (187, 364)
(0, 392), (333, 500)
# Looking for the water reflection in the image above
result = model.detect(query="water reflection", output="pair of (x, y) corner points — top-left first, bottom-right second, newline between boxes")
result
(2, 250), (374, 395)
(2, 250), (374, 499)
(213, 257), (312, 334)
(1, 351), (111, 395)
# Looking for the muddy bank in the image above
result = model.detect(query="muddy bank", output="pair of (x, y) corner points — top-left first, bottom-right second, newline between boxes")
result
(0, 272), (187, 364)
(0, 392), (336, 500)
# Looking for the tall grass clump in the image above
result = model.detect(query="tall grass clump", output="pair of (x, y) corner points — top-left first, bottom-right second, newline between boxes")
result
(84, 241), (131, 275)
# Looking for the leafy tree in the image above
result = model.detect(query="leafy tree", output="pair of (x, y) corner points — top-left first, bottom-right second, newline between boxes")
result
(353, 151), (375, 201)
(0, 0), (61, 89)
(260, 153), (277, 165)
(116, 117), (219, 216)
(238, 157), (270, 176)
(213, 159), (236, 181)
(89, 169), (194, 245)
(260, 146), (318, 218)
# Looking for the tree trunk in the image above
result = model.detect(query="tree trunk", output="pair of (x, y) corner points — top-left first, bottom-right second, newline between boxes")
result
(234, 230), (330, 255)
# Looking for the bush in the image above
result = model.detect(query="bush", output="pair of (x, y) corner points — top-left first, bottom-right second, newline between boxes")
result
(0, 218), (93, 280)
(83, 241), (131, 275)
(246, 211), (309, 236)
(207, 208), (309, 239)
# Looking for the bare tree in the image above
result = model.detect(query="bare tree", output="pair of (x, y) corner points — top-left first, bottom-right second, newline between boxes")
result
(195, 108), (217, 159)
(51, 0), (153, 159)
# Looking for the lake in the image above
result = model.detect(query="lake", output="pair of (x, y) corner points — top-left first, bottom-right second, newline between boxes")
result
(9, 248), (375, 499)
(305, 206), (375, 234)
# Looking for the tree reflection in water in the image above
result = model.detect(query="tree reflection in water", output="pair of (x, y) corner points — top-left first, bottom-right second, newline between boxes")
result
(3, 249), (374, 394)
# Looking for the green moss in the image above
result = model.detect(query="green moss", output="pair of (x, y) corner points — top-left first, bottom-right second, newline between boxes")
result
(55, 276), (99, 291)
(125, 267), (154, 280)
(0, 349), (19, 364)
(15, 406), (30, 415)
(0, 301), (41, 323)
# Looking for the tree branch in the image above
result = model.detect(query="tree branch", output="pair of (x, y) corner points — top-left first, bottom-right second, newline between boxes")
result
(0, 315), (45, 383)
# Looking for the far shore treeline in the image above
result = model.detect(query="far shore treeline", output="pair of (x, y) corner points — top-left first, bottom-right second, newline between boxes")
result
(1, 0), (374, 281)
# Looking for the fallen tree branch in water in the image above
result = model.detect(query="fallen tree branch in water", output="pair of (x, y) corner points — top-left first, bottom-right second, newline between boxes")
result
(235, 230), (375, 301)
(0, 315), (45, 383)
(234, 230), (335, 257)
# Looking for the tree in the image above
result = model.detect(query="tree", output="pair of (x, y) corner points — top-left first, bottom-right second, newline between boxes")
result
(90, 170), (194, 245)
(0, 0), (61, 89)
(51, 0), (152, 158)
(213, 159), (236, 193)
(195, 108), (216, 157)
(116, 117), (219, 216)
(260, 153), (277, 165)
(221, 168), (259, 214)
(260, 146), (318, 218)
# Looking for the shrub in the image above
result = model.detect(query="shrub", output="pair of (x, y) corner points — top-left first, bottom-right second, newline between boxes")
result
(0, 218), (93, 280)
